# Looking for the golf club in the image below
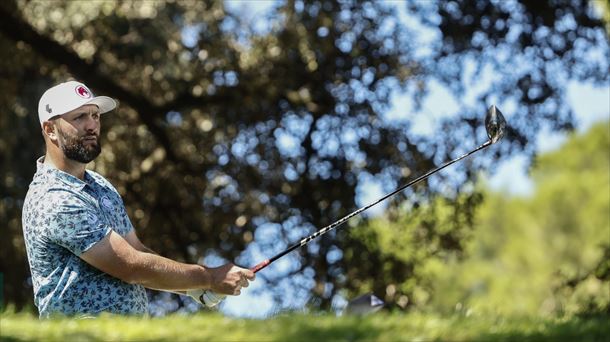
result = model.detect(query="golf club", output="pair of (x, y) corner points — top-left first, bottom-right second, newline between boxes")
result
(192, 105), (506, 307)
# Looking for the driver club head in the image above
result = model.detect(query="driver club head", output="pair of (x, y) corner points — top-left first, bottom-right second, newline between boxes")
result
(485, 105), (506, 144)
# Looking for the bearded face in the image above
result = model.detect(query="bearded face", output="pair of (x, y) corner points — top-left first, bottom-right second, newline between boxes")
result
(56, 126), (101, 163)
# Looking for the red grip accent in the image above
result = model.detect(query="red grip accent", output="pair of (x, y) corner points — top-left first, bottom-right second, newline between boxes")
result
(250, 259), (270, 273)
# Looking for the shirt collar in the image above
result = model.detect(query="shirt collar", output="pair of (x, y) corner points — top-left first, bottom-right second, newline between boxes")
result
(36, 156), (92, 190)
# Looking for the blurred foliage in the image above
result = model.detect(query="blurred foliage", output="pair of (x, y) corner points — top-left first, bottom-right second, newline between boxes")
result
(394, 122), (608, 316)
(342, 192), (484, 309)
(409, 0), (608, 155)
(596, 0), (610, 33)
(1, 310), (609, 342)
(0, 0), (607, 312)
(345, 122), (609, 312)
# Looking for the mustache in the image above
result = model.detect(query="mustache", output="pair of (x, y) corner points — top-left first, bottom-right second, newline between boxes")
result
(81, 133), (99, 140)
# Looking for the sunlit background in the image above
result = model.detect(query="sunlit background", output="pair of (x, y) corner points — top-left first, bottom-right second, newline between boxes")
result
(1, 0), (608, 321)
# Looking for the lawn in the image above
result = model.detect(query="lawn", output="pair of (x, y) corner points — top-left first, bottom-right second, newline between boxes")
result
(1, 310), (608, 341)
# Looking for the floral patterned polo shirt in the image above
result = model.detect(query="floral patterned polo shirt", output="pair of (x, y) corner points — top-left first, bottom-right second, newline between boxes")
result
(22, 157), (148, 318)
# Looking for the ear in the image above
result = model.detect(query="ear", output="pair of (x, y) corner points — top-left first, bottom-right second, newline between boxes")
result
(42, 121), (59, 142)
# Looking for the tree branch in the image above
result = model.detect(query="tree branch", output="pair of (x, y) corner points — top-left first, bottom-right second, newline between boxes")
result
(0, 4), (182, 164)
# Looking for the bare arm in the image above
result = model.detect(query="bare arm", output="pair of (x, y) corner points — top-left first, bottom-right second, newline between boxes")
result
(122, 231), (250, 305)
(80, 231), (254, 294)
(123, 231), (186, 295)
(124, 231), (156, 255)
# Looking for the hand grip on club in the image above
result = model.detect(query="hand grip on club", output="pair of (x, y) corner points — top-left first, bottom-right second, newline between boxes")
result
(196, 261), (269, 308)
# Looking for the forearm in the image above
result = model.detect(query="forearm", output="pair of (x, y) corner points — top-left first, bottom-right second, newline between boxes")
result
(127, 240), (187, 294)
(128, 251), (211, 291)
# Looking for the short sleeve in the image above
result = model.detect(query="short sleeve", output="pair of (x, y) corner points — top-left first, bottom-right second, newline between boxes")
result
(47, 200), (112, 256)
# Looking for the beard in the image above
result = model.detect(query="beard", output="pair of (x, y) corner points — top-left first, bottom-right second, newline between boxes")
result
(57, 128), (101, 163)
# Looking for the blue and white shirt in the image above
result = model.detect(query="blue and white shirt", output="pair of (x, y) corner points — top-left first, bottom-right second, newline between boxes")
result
(22, 157), (148, 318)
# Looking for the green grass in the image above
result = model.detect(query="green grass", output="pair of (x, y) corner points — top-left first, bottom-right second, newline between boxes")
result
(1, 310), (608, 341)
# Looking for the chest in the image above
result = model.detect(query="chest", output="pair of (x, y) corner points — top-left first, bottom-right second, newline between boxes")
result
(83, 185), (131, 235)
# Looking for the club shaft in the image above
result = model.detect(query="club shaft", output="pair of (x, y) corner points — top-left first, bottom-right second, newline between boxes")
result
(250, 140), (492, 273)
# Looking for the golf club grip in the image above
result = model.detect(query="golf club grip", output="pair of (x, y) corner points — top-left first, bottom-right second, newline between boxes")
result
(250, 259), (270, 273)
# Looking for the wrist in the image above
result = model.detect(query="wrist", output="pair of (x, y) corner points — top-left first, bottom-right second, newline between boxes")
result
(197, 264), (213, 289)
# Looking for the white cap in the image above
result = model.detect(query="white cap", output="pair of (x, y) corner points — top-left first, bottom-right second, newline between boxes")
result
(37, 81), (117, 126)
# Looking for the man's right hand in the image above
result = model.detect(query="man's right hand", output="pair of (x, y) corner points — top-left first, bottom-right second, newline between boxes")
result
(207, 263), (255, 295)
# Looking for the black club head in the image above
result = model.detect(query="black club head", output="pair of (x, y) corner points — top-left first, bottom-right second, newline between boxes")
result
(485, 105), (506, 144)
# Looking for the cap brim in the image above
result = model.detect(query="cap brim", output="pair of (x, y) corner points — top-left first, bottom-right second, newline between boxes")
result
(86, 96), (117, 114)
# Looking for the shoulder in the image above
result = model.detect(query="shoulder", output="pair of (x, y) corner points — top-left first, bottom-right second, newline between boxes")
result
(22, 174), (92, 234)
(25, 172), (76, 207)
(24, 169), (98, 214)
(25, 186), (93, 218)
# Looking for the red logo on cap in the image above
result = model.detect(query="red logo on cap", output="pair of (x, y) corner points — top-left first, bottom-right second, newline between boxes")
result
(75, 85), (92, 98)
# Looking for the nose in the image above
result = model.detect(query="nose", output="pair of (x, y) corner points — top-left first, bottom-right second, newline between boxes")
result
(84, 113), (99, 132)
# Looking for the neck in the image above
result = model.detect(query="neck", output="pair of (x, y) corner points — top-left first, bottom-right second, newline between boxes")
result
(44, 150), (87, 180)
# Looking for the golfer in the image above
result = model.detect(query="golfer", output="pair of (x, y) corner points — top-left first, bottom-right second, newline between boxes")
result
(22, 81), (254, 318)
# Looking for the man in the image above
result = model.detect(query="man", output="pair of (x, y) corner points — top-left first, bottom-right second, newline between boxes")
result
(22, 80), (253, 318)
